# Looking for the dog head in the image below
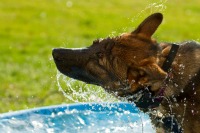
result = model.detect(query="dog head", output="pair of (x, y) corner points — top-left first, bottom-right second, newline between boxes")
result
(52, 13), (167, 97)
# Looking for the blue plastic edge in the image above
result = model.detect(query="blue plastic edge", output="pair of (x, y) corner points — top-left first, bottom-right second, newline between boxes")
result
(0, 102), (139, 120)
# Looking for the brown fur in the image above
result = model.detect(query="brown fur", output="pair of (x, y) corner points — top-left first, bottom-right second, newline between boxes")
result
(53, 13), (200, 133)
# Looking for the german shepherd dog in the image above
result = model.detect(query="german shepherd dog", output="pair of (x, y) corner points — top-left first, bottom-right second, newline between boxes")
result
(52, 13), (200, 133)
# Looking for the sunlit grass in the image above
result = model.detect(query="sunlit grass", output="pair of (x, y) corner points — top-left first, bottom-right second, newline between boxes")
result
(0, 0), (199, 113)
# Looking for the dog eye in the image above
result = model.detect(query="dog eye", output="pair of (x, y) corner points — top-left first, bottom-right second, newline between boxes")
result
(96, 52), (104, 58)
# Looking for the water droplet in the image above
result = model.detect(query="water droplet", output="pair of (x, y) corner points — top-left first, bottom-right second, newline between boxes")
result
(66, 1), (73, 7)
(57, 112), (63, 116)
(77, 116), (85, 125)
(174, 83), (178, 87)
(191, 110), (194, 114)
(175, 103), (179, 107)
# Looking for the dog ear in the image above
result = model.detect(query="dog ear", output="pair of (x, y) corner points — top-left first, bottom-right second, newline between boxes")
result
(132, 13), (163, 38)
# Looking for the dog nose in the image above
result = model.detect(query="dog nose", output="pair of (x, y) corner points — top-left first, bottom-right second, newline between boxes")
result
(52, 48), (58, 57)
(52, 48), (62, 61)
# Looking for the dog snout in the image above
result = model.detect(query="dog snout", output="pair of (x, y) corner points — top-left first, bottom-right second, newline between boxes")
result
(52, 48), (58, 58)
(52, 48), (63, 61)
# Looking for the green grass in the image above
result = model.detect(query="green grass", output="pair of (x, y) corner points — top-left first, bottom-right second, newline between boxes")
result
(0, 0), (199, 113)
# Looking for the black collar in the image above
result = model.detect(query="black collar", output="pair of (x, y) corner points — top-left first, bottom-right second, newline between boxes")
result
(162, 44), (179, 72)
(130, 43), (180, 109)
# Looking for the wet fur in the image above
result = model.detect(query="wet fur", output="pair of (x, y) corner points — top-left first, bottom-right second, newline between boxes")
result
(53, 13), (200, 133)
(155, 41), (200, 133)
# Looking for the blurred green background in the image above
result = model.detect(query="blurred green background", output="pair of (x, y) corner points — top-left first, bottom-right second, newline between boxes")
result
(0, 0), (199, 113)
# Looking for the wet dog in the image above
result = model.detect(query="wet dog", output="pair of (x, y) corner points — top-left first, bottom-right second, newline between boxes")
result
(52, 13), (200, 133)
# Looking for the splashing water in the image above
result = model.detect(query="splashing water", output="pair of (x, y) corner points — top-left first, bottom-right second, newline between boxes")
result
(54, 72), (156, 132)
(131, 0), (168, 23)
(56, 72), (119, 103)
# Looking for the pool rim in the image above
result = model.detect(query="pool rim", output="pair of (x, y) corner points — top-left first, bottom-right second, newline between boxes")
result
(0, 102), (139, 119)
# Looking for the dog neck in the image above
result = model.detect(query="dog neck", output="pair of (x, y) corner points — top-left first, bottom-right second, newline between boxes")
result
(127, 44), (180, 109)
(152, 43), (180, 102)
(157, 42), (200, 132)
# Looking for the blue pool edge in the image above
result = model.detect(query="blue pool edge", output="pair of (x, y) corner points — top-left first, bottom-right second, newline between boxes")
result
(0, 102), (139, 119)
